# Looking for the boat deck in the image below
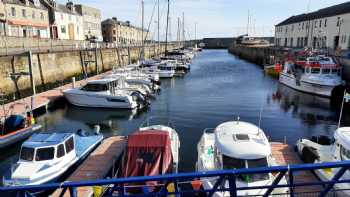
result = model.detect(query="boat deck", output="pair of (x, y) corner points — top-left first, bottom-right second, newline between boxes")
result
(51, 136), (127, 197)
(271, 142), (323, 195)
(0, 71), (112, 117)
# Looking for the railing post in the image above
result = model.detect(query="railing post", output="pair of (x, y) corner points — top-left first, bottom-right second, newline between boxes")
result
(288, 167), (294, 197)
(263, 170), (288, 197)
(228, 174), (237, 197)
(69, 187), (77, 197)
(319, 166), (349, 197)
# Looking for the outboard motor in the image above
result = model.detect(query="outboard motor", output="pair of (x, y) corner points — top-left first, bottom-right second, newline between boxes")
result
(131, 91), (150, 109)
(151, 79), (161, 86)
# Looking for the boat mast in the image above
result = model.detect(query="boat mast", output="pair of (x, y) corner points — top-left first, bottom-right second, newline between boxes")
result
(165, 0), (170, 55)
(182, 12), (185, 47)
(157, 0), (160, 54)
(141, 0), (145, 59)
(247, 10), (250, 36)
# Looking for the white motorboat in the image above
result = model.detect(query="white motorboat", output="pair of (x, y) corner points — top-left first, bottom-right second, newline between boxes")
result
(105, 70), (161, 92)
(196, 120), (288, 196)
(63, 78), (149, 109)
(279, 55), (342, 97)
(141, 61), (175, 78)
(3, 128), (103, 186)
(296, 127), (350, 197)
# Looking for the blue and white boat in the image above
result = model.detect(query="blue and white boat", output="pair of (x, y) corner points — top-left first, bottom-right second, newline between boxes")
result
(3, 128), (103, 186)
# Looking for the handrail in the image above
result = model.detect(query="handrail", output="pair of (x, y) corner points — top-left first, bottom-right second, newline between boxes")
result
(2, 160), (350, 197)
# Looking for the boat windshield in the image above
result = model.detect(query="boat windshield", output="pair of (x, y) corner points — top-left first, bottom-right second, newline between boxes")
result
(222, 155), (269, 183)
(20, 147), (35, 161)
(81, 84), (108, 92)
(35, 147), (55, 161)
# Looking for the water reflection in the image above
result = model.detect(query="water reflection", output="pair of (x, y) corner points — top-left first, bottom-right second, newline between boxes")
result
(272, 84), (337, 124)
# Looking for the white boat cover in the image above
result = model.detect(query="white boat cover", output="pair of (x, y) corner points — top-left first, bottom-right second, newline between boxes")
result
(215, 121), (271, 160)
(335, 127), (350, 150)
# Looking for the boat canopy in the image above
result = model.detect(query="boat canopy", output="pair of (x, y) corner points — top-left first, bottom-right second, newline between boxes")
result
(334, 127), (350, 151)
(119, 130), (173, 178)
(215, 121), (271, 160)
(23, 133), (74, 148)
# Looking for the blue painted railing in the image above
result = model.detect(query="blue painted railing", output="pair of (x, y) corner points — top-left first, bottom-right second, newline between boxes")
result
(2, 160), (350, 197)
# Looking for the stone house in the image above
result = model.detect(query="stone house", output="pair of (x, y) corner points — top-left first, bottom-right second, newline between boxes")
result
(75, 4), (102, 41)
(275, 1), (350, 50)
(2, 0), (49, 38)
(102, 17), (150, 45)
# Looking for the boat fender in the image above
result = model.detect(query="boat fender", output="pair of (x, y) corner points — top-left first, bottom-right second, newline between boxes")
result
(301, 146), (319, 163)
(94, 125), (101, 135)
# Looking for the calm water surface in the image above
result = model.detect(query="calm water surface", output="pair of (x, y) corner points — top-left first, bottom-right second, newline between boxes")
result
(0, 49), (346, 176)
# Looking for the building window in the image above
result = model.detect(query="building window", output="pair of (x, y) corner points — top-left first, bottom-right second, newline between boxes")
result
(61, 13), (64, 20)
(337, 17), (341, 27)
(11, 7), (16, 17)
(314, 20), (317, 28)
(61, 25), (66, 33)
(40, 12), (44, 20)
(324, 19), (327, 27)
(290, 37), (294, 47)
(22, 9), (26, 18)
(302, 22), (304, 30)
(319, 20), (322, 28)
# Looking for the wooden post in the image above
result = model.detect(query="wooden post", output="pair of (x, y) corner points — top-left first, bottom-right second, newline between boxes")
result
(28, 51), (36, 112)
(100, 49), (105, 72)
(95, 47), (99, 74)
(127, 47), (131, 65)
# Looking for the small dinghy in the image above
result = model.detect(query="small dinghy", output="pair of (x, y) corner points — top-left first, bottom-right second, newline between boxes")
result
(296, 127), (350, 196)
(0, 100), (42, 149)
(3, 127), (103, 186)
(196, 120), (288, 196)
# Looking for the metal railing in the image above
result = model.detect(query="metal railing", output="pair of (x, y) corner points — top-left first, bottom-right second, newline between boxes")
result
(2, 160), (350, 197)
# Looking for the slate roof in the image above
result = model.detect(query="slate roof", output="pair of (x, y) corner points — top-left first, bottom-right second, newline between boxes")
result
(276, 1), (350, 26)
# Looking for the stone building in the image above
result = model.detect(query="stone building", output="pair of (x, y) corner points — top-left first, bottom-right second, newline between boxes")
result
(275, 2), (350, 50)
(102, 17), (150, 45)
(1, 0), (49, 38)
(75, 4), (102, 41)
(44, 0), (84, 40)
(0, 0), (6, 35)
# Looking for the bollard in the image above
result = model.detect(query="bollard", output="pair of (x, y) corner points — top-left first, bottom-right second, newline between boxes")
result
(72, 77), (76, 88)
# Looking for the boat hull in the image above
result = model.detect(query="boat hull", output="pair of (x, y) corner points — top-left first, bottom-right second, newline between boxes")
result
(279, 73), (335, 97)
(64, 92), (138, 109)
(0, 124), (42, 149)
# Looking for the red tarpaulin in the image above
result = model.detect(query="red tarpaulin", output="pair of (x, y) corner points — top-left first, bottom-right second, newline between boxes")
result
(119, 130), (173, 180)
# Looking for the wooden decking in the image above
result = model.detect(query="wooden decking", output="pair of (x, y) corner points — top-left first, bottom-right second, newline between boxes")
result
(271, 142), (323, 195)
(0, 71), (112, 117)
(51, 136), (127, 197)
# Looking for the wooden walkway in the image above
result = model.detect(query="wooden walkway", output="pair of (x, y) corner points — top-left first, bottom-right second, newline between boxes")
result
(51, 136), (127, 197)
(271, 142), (323, 196)
(0, 71), (112, 117)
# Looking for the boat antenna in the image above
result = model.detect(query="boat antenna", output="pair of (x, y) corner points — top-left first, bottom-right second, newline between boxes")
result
(338, 89), (347, 128)
(258, 102), (264, 130)
(236, 115), (240, 124)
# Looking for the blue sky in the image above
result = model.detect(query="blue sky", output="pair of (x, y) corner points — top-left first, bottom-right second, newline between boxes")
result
(59, 0), (350, 39)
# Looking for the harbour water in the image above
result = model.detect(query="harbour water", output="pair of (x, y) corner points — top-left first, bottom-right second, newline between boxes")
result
(0, 49), (345, 177)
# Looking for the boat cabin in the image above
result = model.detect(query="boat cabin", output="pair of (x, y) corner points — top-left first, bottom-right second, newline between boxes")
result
(19, 133), (76, 163)
(80, 78), (125, 93)
(214, 121), (271, 182)
(293, 56), (341, 76)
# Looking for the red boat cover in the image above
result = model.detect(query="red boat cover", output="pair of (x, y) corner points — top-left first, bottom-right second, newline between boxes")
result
(119, 130), (173, 179)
